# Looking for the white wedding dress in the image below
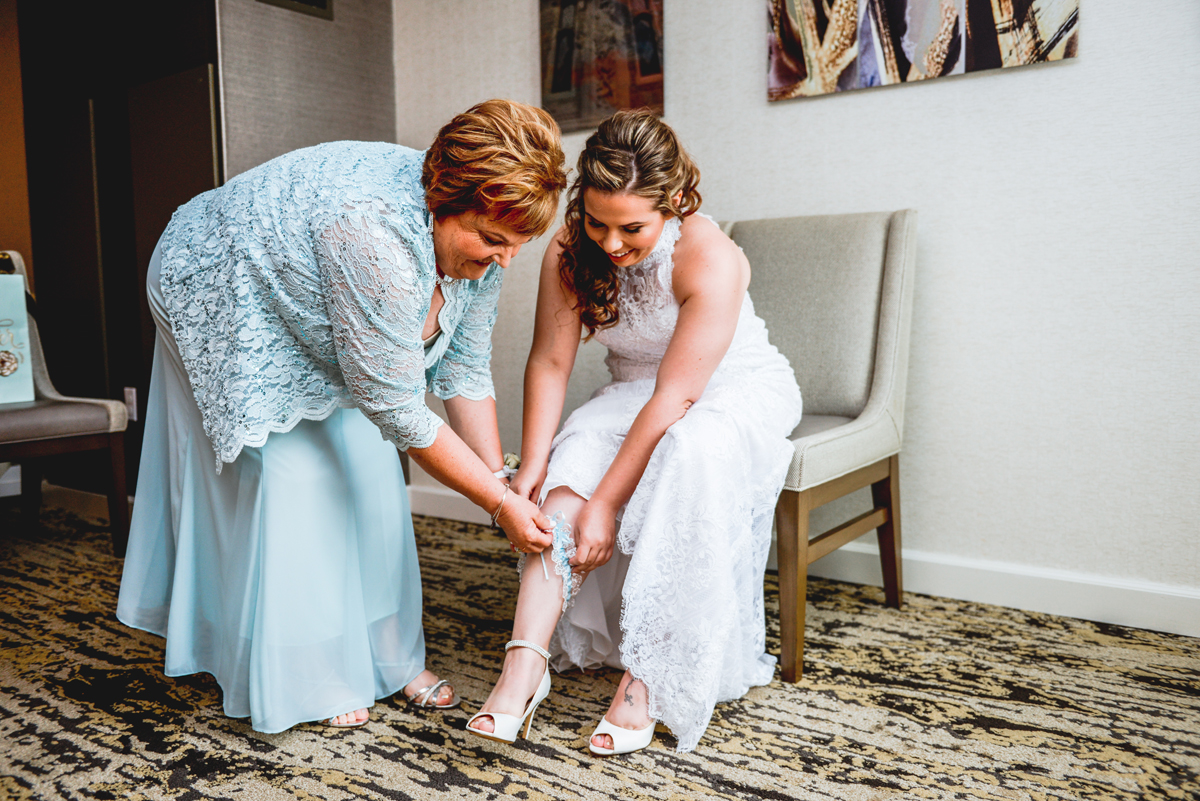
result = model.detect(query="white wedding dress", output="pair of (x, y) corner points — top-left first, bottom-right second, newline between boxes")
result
(541, 214), (802, 752)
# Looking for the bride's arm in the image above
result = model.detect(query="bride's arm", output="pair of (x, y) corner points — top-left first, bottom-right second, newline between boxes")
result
(510, 230), (583, 502)
(572, 217), (750, 571)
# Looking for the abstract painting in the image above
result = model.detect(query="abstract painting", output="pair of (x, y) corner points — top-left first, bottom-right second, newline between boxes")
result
(769, 0), (1079, 100)
(540, 0), (664, 133)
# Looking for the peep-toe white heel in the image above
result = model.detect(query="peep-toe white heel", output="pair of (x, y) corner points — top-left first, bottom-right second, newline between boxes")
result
(466, 640), (552, 743)
(588, 716), (656, 756)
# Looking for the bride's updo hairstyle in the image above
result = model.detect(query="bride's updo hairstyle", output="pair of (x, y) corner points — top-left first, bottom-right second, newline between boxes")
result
(560, 109), (702, 338)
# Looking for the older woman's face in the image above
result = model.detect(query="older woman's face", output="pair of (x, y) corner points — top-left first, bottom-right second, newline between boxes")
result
(432, 212), (530, 281)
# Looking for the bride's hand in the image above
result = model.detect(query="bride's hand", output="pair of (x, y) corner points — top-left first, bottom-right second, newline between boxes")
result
(571, 498), (616, 574)
(496, 492), (553, 554)
(509, 463), (545, 504)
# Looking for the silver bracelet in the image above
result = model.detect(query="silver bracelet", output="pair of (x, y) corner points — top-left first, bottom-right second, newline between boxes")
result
(489, 485), (510, 528)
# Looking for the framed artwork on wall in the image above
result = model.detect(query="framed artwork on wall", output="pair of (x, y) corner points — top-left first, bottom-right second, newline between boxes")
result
(769, 0), (1079, 101)
(540, 0), (664, 134)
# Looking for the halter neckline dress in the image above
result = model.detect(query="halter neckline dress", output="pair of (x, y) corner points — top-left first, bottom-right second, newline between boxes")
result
(541, 214), (803, 752)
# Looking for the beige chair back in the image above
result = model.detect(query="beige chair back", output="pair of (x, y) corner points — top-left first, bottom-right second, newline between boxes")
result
(729, 212), (903, 419)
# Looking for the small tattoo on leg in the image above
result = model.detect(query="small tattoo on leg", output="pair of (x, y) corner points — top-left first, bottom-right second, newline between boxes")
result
(623, 677), (642, 707)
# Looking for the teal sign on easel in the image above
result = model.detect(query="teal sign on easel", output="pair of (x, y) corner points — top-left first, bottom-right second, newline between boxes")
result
(0, 274), (35, 404)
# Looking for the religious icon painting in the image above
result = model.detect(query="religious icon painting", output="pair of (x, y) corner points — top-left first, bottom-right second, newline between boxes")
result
(768, 0), (1079, 100)
(540, 0), (664, 133)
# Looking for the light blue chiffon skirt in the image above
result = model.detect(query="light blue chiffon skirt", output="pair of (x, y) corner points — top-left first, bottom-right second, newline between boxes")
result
(117, 245), (426, 733)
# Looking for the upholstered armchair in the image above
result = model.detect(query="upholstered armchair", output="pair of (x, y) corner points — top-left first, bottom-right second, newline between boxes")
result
(724, 210), (918, 681)
(0, 251), (130, 556)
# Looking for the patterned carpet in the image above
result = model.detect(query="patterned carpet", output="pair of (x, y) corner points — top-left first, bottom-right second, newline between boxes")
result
(1, 503), (1198, 801)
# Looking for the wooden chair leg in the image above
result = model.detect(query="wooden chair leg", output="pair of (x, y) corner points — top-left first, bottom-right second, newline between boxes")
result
(775, 488), (811, 682)
(20, 459), (43, 532)
(106, 433), (130, 558)
(871, 453), (903, 609)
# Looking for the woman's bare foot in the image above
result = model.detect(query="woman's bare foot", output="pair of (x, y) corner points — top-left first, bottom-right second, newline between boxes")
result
(404, 669), (457, 707)
(326, 707), (369, 726)
(591, 670), (653, 750)
(471, 647), (547, 733)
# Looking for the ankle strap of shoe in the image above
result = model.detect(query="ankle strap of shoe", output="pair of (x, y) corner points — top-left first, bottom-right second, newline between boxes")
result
(505, 639), (551, 661)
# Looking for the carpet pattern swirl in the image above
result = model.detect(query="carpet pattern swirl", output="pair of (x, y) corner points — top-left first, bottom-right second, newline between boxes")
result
(0, 505), (1197, 800)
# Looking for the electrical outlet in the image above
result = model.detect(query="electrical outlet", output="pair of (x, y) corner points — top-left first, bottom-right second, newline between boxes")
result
(124, 387), (138, 422)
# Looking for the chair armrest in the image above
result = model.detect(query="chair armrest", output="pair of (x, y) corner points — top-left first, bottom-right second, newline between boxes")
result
(785, 401), (901, 493)
(56, 397), (129, 433)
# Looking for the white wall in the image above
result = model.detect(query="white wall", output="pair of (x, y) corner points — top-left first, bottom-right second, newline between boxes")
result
(394, 1), (1200, 636)
(394, 0), (614, 521)
(220, 0), (395, 178)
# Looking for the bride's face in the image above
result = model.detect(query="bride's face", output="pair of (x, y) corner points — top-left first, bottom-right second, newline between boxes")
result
(581, 189), (670, 268)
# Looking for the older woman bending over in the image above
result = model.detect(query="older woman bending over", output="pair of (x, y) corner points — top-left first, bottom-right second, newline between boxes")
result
(118, 100), (566, 732)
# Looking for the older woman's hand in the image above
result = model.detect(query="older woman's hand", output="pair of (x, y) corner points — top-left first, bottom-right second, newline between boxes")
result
(497, 493), (553, 554)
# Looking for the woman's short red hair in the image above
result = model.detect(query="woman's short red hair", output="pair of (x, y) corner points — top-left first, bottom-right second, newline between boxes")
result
(423, 99), (568, 237)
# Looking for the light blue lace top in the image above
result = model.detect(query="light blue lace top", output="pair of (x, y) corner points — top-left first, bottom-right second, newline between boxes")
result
(158, 141), (501, 471)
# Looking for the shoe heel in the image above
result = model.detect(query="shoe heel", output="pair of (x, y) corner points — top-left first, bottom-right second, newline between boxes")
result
(522, 700), (542, 740)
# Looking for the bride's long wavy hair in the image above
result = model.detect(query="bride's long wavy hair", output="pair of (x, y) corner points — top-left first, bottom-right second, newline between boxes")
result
(560, 109), (702, 338)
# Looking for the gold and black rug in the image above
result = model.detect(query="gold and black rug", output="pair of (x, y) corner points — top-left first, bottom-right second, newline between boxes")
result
(1, 504), (1198, 800)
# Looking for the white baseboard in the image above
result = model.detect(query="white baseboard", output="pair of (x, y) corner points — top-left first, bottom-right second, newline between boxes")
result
(408, 483), (493, 526)
(808, 540), (1200, 639)
(408, 486), (1200, 639)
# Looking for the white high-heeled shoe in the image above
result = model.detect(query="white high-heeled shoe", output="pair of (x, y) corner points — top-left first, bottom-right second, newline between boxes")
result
(465, 640), (552, 743)
(588, 716), (656, 756)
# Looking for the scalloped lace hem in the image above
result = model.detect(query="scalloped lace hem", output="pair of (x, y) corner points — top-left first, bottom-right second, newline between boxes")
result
(430, 384), (496, 403)
(211, 397), (358, 473)
(211, 403), (444, 473)
(208, 397), (445, 473)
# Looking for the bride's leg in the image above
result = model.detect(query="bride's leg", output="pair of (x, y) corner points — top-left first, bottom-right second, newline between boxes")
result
(471, 486), (587, 734)
(592, 670), (654, 750)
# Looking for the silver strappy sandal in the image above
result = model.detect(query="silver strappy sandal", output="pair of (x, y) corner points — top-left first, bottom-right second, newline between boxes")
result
(404, 678), (461, 710)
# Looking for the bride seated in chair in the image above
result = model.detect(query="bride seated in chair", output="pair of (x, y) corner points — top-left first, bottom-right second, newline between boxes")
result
(466, 109), (803, 755)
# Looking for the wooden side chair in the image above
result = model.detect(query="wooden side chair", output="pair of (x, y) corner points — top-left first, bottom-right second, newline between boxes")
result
(724, 210), (918, 681)
(0, 251), (131, 556)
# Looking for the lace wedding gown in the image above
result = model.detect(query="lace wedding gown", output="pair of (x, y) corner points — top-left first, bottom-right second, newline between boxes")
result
(542, 214), (802, 752)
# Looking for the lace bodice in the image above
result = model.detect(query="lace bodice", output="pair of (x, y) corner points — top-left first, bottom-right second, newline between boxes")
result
(159, 142), (500, 472)
(593, 214), (763, 385)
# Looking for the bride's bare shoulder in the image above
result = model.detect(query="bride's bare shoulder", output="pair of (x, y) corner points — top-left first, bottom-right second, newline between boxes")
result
(673, 214), (749, 298)
(676, 214), (746, 269)
(676, 214), (738, 258)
